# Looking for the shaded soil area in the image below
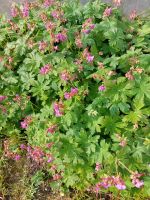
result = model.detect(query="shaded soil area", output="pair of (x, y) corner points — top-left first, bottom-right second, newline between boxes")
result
(0, 156), (112, 200)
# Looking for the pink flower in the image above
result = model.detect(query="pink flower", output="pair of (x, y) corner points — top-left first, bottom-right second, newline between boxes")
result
(119, 139), (127, 147)
(89, 24), (95, 29)
(14, 154), (21, 161)
(64, 88), (78, 100)
(113, 0), (121, 7)
(98, 85), (106, 91)
(46, 154), (53, 163)
(86, 54), (94, 63)
(56, 33), (67, 42)
(70, 88), (78, 95)
(130, 172), (144, 188)
(53, 173), (62, 181)
(22, 2), (29, 18)
(103, 7), (112, 18)
(39, 41), (48, 52)
(96, 176), (126, 190)
(53, 46), (59, 51)
(21, 121), (28, 129)
(83, 29), (91, 34)
(40, 64), (51, 75)
(60, 70), (70, 81)
(83, 48), (94, 63)
(64, 92), (72, 100)
(95, 163), (102, 172)
(44, 0), (54, 7)
(132, 179), (144, 188)
(45, 21), (55, 31)
(11, 5), (19, 18)
(51, 10), (59, 19)
(0, 96), (7, 102)
(20, 144), (26, 150)
(53, 102), (64, 117)
(129, 10), (137, 20)
(82, 18), (95, 34)
(47, 125), (57, 134)
(113, 177), (126, 190)
(20, 116), (32, 129)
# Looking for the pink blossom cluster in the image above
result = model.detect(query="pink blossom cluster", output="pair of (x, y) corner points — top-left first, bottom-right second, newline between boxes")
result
(129, 10), (137, 20)
(40, 64), (52, 75)
(4, 140), (21, 161)
(75, 33), (83, 48)
(55, 32), (67, 43)
(47, 124), (57, 134)
(53, 101), (64, 117)
(27, 146), (45, 163)
(82, 18), (95, 34)
(51, 10), (64, 20)
(20, 116), (32, 129)
(113, 0), (122, 7)
(130, 172), (144, 188)
(103, 7), (112, 18)
(83, 48), (94, 63)
(45, 21), (55, 31)
(64, 88), (78, 100)
(94, 176), (126, 192)
(60, 70), (71, 81)
(44, 0), (54, 7)
(0, 95), (7, 102)
(22, 2), (29, 18)
(39, 41), (48, 52)
(11, 4), (19, 18)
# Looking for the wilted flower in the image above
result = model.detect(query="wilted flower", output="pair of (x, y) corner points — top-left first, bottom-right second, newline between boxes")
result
(53, 173), (62, 181)
(75, 36), (83, 48)
(129, 10), (137, 20)
(39, 41), (48, 52)
(125, 70), (134, 80)
(47, 124), (57, 134)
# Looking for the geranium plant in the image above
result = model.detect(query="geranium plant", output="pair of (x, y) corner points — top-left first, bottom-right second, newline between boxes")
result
(0, 0), (150, 199)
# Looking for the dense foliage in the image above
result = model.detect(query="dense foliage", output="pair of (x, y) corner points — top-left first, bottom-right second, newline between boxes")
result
(0, 0), (150, 199)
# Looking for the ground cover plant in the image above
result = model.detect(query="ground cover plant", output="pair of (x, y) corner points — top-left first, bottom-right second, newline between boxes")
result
(0, 0), (150, 199)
